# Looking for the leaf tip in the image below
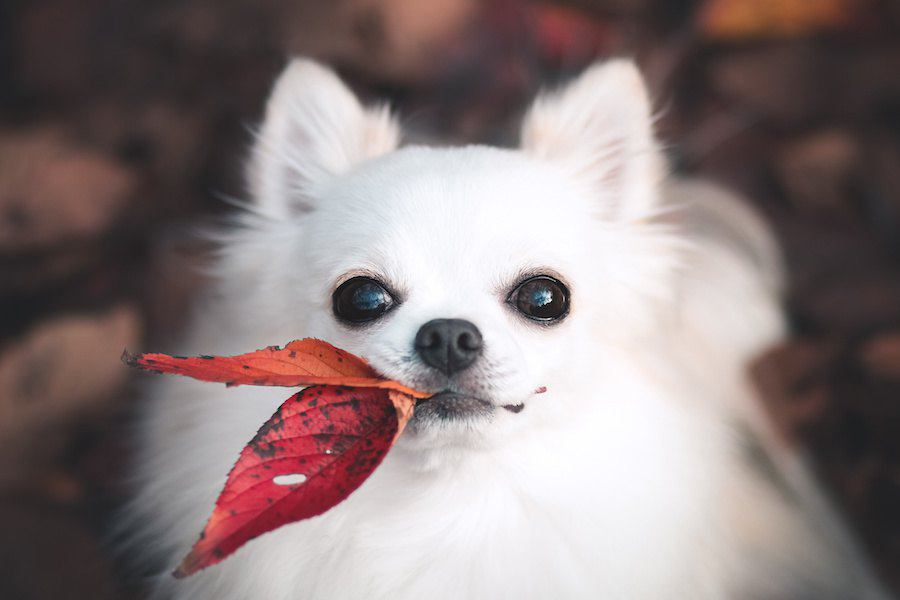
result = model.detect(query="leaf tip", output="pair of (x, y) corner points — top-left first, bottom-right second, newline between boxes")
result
(121, 348), (139, 367)
(172, 550), (201, 579)
(171, 565), (189, 579)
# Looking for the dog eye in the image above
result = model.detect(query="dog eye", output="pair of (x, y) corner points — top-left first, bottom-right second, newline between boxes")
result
(332, 277), (395, 323)
(508, 276), (569, 322)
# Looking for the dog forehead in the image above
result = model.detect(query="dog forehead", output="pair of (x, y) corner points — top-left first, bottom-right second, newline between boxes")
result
(316, 145), (588, 255)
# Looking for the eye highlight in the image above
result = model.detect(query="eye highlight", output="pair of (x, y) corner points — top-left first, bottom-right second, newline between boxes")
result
(508, 275), (570, 322)
(332, 277), (396, 324)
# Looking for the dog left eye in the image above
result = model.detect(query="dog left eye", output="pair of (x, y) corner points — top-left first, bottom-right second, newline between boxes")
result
(508, 275), (569, 322)
(332, 277), (395, 323)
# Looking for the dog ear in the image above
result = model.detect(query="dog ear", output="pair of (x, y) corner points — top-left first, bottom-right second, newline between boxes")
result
(248, 59), (399, 217)
(520, 59), (664, 221)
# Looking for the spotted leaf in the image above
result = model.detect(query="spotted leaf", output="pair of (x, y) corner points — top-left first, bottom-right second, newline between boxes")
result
(173, 385), (416, 578)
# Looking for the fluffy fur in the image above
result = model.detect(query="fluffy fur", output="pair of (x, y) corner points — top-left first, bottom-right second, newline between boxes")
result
(126, 59), (890, 599)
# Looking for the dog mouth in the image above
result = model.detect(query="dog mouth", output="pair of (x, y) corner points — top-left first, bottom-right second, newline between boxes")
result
(413, 391), (525, 421)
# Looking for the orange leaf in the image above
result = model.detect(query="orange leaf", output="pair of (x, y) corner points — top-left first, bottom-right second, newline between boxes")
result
(697, 0), (860, 40)
(124, 338), (429, 398)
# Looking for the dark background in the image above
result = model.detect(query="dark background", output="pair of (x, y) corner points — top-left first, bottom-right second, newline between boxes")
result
(0, 1), (898, 597)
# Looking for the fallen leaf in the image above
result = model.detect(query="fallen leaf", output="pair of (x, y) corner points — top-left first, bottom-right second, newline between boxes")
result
(697, 0), (861, 40)
(125, 339), (427, 577)
(174, 385), (416, 577)
(123, 338), (428, 398)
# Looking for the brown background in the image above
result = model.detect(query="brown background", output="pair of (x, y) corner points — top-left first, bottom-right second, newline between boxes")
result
(0, 0), (898, 597)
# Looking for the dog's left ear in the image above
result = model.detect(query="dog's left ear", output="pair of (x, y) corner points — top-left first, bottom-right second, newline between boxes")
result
(520, 60), (664, 221)
(248, 59), (400, 218)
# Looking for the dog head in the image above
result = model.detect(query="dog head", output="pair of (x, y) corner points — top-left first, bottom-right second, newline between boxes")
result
(240, 59), (678, 450)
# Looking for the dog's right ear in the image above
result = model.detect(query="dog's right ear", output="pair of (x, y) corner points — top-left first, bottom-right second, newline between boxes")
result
(247, 59), (399, 218)
(520, 60), (663, 222)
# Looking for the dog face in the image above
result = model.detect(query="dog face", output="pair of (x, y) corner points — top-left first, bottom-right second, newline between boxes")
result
(244, 60), (676, 449)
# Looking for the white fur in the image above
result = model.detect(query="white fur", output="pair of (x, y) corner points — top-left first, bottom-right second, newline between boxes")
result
(126, 59), (891, 599)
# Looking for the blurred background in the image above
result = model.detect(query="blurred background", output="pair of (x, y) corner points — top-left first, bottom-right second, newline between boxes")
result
(0, 0), (898, 597)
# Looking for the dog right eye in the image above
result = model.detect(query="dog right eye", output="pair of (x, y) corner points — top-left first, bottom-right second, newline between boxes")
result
(332, 277), (396, 324)
(508, 275), (570, 323)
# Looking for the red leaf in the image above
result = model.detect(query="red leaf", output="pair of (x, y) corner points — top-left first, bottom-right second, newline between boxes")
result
(124, 338), (428, 398)
(174, 385), (416, 578)
(123, 339), (428, 576)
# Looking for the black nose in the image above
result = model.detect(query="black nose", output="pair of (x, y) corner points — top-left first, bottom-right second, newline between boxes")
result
(414, 318), (483, 375)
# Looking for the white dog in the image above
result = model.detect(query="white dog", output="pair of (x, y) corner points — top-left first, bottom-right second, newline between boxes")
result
(126, 58), (890, 599)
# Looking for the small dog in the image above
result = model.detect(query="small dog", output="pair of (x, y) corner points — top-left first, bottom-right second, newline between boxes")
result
(127, 59), (890, 599)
